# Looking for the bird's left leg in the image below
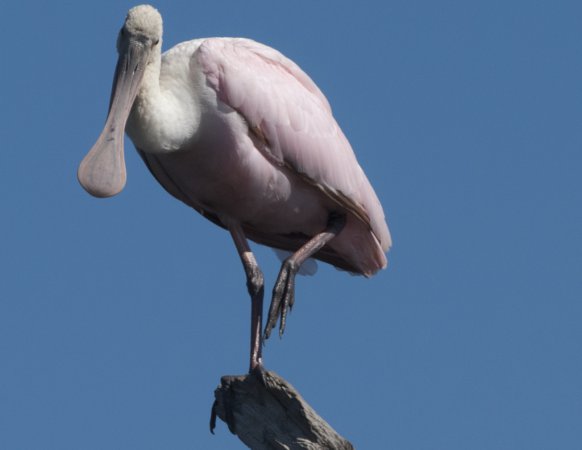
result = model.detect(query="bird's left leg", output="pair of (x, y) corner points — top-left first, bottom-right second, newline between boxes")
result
(264, 213), (346, 339)
(228, 224), (265, 375)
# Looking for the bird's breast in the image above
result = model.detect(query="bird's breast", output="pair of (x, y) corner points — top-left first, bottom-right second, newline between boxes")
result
(126, 90), (201, 154)
(126, 47), (209, 154)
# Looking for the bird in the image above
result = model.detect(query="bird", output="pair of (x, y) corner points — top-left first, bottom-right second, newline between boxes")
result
(78, 4), (391, 375)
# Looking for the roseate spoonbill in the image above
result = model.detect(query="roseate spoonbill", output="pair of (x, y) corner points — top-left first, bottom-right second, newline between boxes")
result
(78, 4), (391, 373)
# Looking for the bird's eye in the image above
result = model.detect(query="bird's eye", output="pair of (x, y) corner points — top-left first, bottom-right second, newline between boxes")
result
(153, 39), (160, 47)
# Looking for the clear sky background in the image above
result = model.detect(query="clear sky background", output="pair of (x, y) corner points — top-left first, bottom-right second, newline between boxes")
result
(1, 1), (581, 449)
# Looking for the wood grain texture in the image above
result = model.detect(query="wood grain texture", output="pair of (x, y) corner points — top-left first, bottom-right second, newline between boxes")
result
(211, 370), (354, 450)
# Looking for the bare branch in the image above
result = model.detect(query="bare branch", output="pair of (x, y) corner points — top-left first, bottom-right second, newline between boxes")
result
(211, 370), (354, 450)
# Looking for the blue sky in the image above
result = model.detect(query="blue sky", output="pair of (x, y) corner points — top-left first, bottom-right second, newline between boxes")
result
(1, 1), (581, 449)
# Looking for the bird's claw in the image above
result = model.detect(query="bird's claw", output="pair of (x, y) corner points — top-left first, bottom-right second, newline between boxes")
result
(264, 261), (297, 339)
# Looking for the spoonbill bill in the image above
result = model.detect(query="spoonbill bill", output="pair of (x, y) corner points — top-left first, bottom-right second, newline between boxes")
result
(78, 4), (391, 373)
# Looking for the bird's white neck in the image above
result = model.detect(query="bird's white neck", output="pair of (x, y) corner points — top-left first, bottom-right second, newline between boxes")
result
(126, 47), (201, 154)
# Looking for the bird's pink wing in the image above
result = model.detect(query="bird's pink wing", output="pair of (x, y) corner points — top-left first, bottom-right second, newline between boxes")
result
(196, 38), (390, 251)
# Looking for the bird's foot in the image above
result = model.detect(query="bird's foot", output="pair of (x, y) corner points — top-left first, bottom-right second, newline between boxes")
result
(250, 360), (268, 386)
(264, 260), (298, 339)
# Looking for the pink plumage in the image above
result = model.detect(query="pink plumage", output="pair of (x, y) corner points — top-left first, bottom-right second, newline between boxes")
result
(78, 5), (392, 371)
(195, 38), (391, 274)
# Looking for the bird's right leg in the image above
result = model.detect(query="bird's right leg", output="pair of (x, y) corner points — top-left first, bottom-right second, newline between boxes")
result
(228, 224), (265, 375)
(264, 213), (346, 339)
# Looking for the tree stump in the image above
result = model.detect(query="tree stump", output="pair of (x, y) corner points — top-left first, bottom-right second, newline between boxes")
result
(211, 370), (354, 450)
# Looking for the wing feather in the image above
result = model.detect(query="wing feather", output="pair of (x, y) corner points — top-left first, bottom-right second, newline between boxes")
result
(196, 38), (391, 251)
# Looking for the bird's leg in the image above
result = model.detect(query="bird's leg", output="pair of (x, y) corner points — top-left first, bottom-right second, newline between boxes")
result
(264, 213), (346, 339)
(229, 224), (265, 375)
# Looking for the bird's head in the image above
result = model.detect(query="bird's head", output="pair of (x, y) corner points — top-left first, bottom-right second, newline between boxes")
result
(78, 5), (163, 198)
(117, 5), (163, 59)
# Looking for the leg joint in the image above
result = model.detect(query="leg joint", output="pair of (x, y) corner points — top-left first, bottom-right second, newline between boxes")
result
(246, 266), (264, 297)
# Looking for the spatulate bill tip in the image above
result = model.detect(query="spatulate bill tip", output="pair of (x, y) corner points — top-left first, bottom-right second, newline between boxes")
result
(77, 155), (127, 198)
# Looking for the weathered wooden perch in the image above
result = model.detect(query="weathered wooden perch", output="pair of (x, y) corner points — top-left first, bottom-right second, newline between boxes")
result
(211, 370), (354, 450)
